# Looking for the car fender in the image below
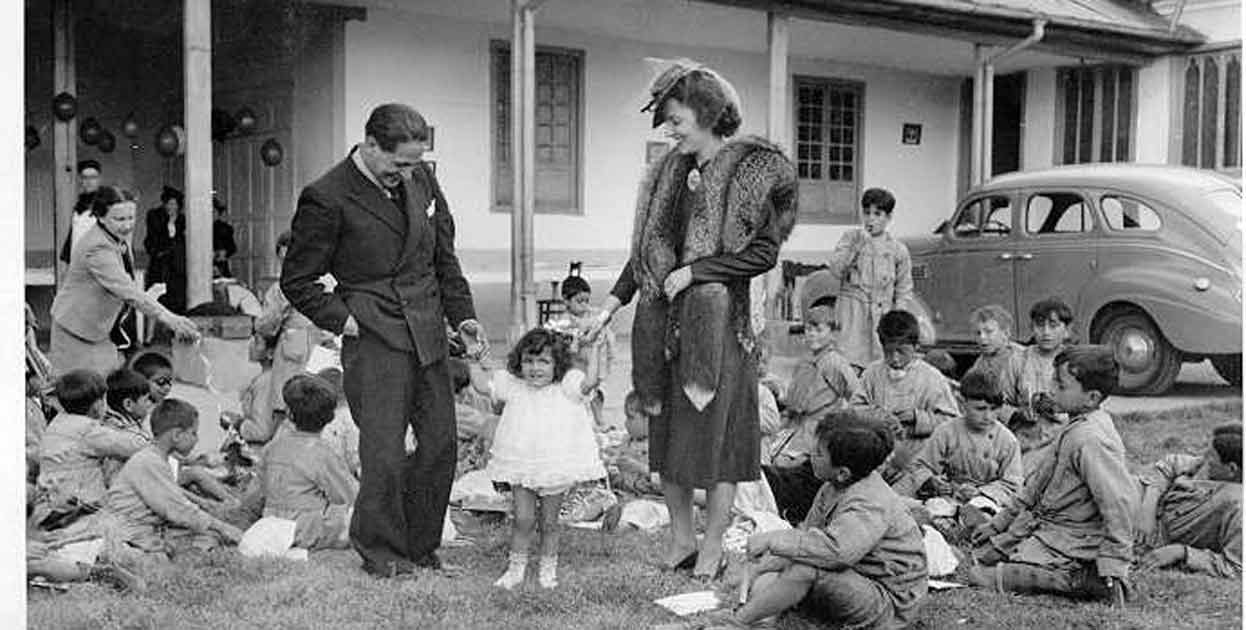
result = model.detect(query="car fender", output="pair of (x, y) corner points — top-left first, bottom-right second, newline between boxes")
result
(1083, 264), (1242, 355)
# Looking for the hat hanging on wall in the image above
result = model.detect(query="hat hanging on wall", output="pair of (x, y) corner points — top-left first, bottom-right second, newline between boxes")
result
(122, 112), (140, 139)
(52, 92), (77, 121)
(260, 138), (283, 167)
(235, 107), (257, 134)
(25, 125), (40, 151)
(97, 130), (117, 153)
(79, 117), (103, 145)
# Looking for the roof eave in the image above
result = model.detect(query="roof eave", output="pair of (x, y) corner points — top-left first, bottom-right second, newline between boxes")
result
(701, 0), (1206, 61)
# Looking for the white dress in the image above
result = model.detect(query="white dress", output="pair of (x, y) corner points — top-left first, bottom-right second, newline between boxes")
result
(485, 369), (606, 490)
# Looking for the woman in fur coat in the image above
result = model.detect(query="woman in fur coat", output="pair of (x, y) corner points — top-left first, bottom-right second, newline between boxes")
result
(588, 59), (797, 579)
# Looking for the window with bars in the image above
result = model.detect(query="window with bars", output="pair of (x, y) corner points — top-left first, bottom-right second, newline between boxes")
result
(1180, 48), (1241, 171)
(1056, 66), (1135, 165)
(794, 77), (863, 223)
(491, 42), (583, 214)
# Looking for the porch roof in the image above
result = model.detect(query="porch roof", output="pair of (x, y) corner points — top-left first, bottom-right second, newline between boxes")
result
(705, 0), (1206, 61)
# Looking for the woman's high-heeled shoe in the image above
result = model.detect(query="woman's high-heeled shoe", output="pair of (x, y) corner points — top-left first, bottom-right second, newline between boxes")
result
(667, 550), (698, 572)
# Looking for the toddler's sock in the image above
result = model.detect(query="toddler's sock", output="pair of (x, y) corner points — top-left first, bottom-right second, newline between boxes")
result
(538, 554), (558, 589)
(494, 551), (528, 590)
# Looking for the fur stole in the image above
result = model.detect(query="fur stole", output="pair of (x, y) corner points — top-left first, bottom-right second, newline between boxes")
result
(627, 136), (797, 412)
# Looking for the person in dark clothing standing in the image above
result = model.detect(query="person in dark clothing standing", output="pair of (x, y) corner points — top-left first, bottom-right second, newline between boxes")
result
(281, 103), (484, 578)
(143, 186), (187, 313)
(60, 160), (103, 264)
(212, 196), (237, 278)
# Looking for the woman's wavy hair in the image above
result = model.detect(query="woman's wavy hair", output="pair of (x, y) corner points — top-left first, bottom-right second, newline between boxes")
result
(507, 327), (575, 383)
(654, 69), (742, 138)
(91, 185), (138, 218)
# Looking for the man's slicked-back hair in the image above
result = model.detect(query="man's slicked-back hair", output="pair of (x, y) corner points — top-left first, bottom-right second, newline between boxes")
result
(364, 103), (430, 152)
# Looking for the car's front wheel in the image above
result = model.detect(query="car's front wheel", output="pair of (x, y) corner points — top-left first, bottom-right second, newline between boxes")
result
(1095, 308), (1181, 396)
(1211, 354), (1242, 387)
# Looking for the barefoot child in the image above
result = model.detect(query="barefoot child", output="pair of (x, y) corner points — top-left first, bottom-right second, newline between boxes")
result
(969, 345), (1135, 603)
(723, 409), (927, 630)
(467, 328), (607, 589)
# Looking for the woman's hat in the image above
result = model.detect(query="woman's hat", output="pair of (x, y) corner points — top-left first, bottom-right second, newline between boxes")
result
(639, 57), (742, 130)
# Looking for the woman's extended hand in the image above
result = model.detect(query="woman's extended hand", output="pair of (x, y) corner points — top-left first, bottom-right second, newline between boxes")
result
(662, 266), (693, 301)
(163, 313), (202, 342)
(584, 296), (620, 343)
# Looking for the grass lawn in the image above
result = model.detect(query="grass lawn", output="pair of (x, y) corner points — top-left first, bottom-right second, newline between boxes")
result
(27, 401), (1244, 630)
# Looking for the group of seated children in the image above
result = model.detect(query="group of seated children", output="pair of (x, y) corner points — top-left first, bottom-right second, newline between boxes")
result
(26, 348), (362, 590)
(732, 290), (1241, 627)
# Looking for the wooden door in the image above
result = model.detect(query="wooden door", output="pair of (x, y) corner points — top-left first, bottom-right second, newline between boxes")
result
(794, 76), (864, 224)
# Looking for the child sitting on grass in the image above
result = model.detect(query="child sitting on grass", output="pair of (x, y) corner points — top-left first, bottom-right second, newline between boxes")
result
(967, 304), (1024, 388)
(718, 408), (927, 630)
(1002, 297), (1074, 463)
(98, 399), (243, 559)
(131, 351), (174, 403)
(969, 345), (1135, 604)
(1136, 423), (1241, 578)
(251, 374), (358, 550)
(467, 328), (608, 589)
(762, 297), (862, 524)
(891, 368), (1023, 540)
(35, 369), (148, 526)
(852, 310), (959, 483)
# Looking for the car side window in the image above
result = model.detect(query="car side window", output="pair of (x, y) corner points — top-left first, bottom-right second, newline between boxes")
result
(1026, 192), (1092, 235)
(1101, 196), (1162, 231)
(951, 195), (1011, 239)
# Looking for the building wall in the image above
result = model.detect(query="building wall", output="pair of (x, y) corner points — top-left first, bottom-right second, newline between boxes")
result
(340, 8), (963, 262)
(1021, 68), (1058, 171)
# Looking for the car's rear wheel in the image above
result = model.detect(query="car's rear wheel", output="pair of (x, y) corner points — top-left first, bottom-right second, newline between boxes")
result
(1211, 354), (1242, 387)
(1095, 308), (1181, 396)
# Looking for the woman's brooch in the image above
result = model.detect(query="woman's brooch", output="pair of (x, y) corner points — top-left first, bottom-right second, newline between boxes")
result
(686, 168), (702, 192)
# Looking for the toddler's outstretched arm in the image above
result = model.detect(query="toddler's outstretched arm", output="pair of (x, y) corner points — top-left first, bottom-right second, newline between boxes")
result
(580, 338), (606, 396)
(467, 360), (493, 397)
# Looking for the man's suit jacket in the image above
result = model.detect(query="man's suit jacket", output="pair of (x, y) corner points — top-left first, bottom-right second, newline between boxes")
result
(51, 224), (166, 342)
(280, 151), (475, 365)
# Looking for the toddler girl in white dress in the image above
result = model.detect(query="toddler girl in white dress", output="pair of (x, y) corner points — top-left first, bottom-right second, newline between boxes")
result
(467, 328), (607, 589)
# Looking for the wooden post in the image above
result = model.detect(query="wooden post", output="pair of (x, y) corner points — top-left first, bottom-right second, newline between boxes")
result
(767, 12), (790, 152)
(52, 0), (76, 284)
(970, 44), (986, 186)
(764, 11), (791, 323)
(184, 0), (213, 309)
(509, 0), (542, 339)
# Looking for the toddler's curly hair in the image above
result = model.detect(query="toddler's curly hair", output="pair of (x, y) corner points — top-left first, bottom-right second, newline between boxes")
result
(507, 328), (575, 382)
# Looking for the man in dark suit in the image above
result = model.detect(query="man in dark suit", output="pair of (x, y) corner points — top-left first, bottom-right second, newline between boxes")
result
(281, 103), (483, 577)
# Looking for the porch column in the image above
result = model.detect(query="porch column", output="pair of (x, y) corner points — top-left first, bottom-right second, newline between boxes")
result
(184, 0), (213, 308)
(52, 0), (76, 283)
(764, 11), (791, 322)
(510, 0), (543, 339)
(970, 44), (987, 186)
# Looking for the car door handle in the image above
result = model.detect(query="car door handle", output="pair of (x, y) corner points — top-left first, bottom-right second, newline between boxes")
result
(1016, 253), (1034, 260)
(998, 253), (1014, 260)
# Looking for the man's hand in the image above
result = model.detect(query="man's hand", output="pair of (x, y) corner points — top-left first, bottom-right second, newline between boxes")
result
(458, 319), (489, 359)
(662, 266), (693, 302)
(342, 315), (360, 337)
(1139, 544), (1186, 572)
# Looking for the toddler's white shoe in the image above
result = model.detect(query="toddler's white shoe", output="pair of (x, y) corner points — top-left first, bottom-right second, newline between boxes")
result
(538, 555), (558, 589)
(494, 552), (528, 590)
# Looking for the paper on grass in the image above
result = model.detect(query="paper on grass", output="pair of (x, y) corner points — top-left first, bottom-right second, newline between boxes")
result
(239, 516), (298, 558)
(928, 579), (967, 591)
(654, 590), (721, 616)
